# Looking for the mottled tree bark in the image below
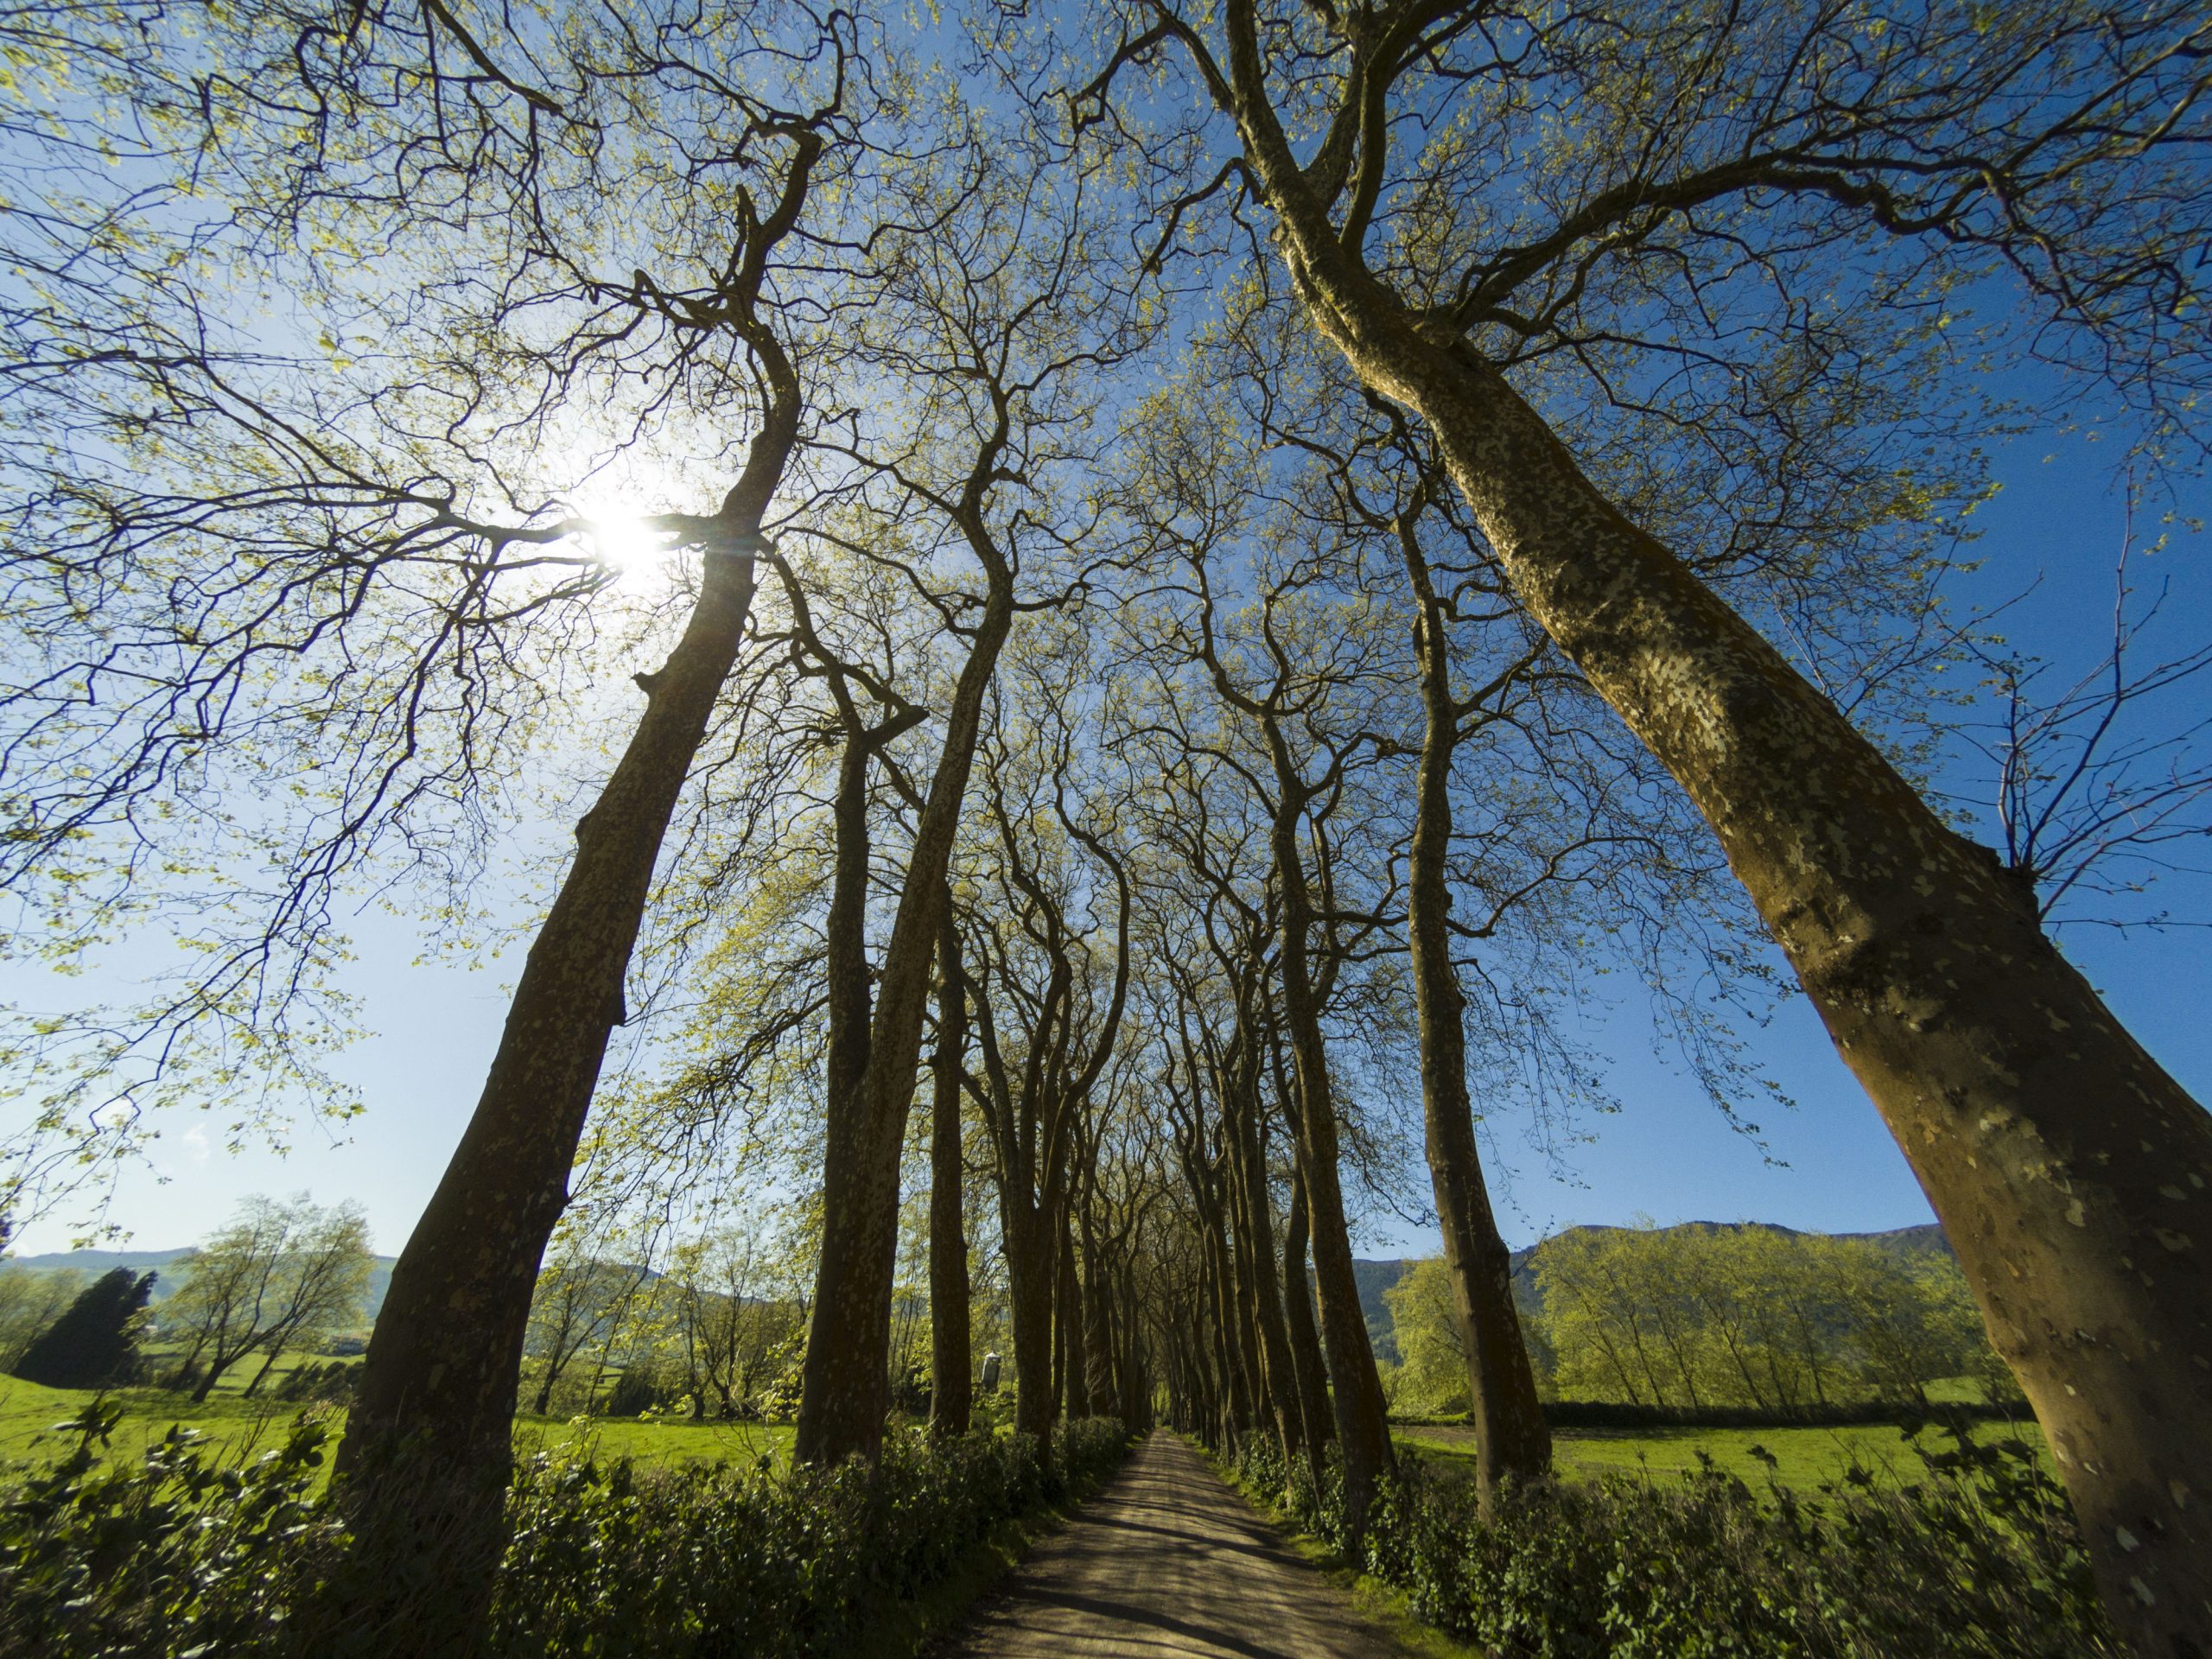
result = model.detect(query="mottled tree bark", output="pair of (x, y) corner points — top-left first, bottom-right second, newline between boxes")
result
(328, 138), (823, 1650)
(1232, 76), (2212, 1643)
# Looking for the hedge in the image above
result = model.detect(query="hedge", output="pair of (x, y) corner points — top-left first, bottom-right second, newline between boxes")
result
(1235, 1421), (2114, 1657)
(0, 1399), (1131, 1658)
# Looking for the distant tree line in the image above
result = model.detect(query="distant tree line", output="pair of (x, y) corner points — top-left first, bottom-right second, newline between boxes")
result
(1383, 1225), (2020, 1416)
(2, 1194), (372, 1397)
(511, 1204), (1007, 1425)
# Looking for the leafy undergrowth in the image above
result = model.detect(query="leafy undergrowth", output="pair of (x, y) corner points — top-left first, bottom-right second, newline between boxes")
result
(1234, 1423), (2115, 1658)
(0, 1398), (1130, 1658)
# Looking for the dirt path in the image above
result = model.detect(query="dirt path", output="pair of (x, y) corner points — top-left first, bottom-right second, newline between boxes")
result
(948, 1429), (1413, 1658)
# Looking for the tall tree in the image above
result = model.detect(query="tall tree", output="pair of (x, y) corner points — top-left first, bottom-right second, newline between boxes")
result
(1088, 4), (2212, 1639)
(0, 7), (879, 1637)
(928, 892), (976, 1438)
(9, 1267), (152, 1389)
(960, 657), (1134, 1446)
(1121, 404), (1405, 1533)
(165, 1194), (373, 1402)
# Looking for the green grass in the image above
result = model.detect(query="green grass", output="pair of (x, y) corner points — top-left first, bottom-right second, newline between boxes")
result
(512, 1412), (796, 1467)
(1395, 1418), (2052, 1491)
(0, 1373), (797, 1487)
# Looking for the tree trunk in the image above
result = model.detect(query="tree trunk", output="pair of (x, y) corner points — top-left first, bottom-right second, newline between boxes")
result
(1059, 1218), (1087, 1421)
(324, 532), (762, 1647)
(242, 1343), (283, 1398)
(793, 577), (1014, 1465)
(321, 143), (825, 1655)
(1088, 1260), (1120, 1417)
(1195, 1208), (1249, 1440)
(1210, 36), (2212, 1632)
(1281, 1177), (1336, 1463)
(1308, 251), (2212, 1651)
(1229, 1074), (1306, 1464)
(1402, 529), (1553, 1515)
(928, 898), (973, 1440)
(1268, 795), (1394, 1535)
(189, 1349), (238, 1404)
(1007, 1206), (1057, 1445)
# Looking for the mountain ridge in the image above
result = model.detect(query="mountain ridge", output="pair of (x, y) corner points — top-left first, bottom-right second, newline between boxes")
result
(10, 1220), (1949, 1344)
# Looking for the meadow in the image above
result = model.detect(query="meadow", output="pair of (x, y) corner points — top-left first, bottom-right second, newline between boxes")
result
(1395, 1418), (2054, 1491)
(0, 1373), (797, 1490)
(2, 1360), (2044, 1500)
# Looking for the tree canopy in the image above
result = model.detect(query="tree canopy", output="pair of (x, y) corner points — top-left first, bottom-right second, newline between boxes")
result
(1, 2), (2209, 1651)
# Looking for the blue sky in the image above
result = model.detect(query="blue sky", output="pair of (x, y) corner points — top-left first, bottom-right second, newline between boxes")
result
(8, 423), (2208, 1261)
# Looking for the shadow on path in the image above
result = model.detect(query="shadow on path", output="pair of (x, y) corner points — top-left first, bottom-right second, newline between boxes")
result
(948, 1430), (1410, 1658)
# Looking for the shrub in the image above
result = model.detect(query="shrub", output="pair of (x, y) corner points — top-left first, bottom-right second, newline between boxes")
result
(490, 1415), (1127, 1657)
(0, 1400), (341, 1659)
(1232, 1422), (2113, 1658)
(274, 1360), (359, 1405)
(0, 1402), (1129, 1659)
(8, 1270), (155, 1389)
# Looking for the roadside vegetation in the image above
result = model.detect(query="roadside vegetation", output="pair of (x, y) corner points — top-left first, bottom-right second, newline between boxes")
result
(0, 1398), (1128, 1659)
(1, 1), (2209, 1656)
(1236, 1426), (2113, 1657)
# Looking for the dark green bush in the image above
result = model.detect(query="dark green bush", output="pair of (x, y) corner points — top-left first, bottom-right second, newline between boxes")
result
(1233, 1423), (2114, 1658)
(0, 1400), (341, 1659)
(489, 1415), (1128, 1658)
(274, 1360), (360, 1405)
(0, 1402), (1128, 1658)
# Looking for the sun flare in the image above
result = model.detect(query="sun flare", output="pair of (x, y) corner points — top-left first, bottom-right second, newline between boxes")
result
(582, 510), (667, 575)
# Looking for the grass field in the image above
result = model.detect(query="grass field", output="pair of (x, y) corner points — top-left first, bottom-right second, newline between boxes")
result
(0, 1374), (798, 1489)
(1397, 1418), (2052, 1491)
(3, 1367), (2047, 1500)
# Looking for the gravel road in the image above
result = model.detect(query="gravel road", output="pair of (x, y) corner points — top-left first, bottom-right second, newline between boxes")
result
(948, 1428), (1413, 1658)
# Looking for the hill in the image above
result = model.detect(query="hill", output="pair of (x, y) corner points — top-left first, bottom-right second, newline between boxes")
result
(1351, 1221), (1951, 1360)
(5, 1249), (398, 1327)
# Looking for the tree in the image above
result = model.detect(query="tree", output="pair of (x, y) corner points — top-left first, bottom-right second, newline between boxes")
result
(1826, 1241), (1989, 1409)
(1083, 3), (2212, 1641)
(928, 888), (976, 1439)
(0, 1267), (86, 1373)
(957, 650), (1134, 1448)
(1382, 1257), (1471, 1414)
(1122, 404), (1405, 1534)
(789, 92), (1155, 1465)
(1531, 1223), (2018, 1413)
(164, 1195), (373, 1402)
(664, 1228), (809, 1421)
(522, 1248), (645, 1417)
(10, 1267), (153, 1388)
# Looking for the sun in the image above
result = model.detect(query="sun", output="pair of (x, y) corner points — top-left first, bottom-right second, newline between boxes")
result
(581, 509), (669, 575)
